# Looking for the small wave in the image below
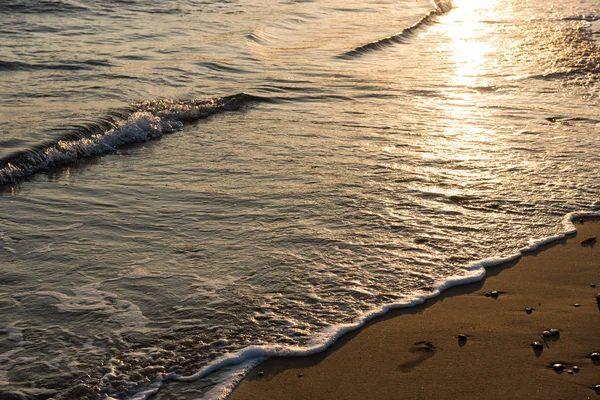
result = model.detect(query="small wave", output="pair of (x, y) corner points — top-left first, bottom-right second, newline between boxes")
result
(545, 115), (600, 124)
(339, 0), (453, 58)
(0, 93), (265, 185)
(0, 0), (89, 14)
(246, 32), (268, 44)
(196, 61), (253, 75)
(561, 14), (600, 22)
(0, 59), (112, 72)
(528, 67), (600, 81)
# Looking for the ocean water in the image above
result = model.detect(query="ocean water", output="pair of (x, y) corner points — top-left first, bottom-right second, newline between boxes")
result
(1, 0), (599, 398)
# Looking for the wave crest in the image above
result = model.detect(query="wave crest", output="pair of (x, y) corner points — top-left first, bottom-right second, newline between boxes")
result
(0, 93), (263, 185)
(339, 0), (453, 58)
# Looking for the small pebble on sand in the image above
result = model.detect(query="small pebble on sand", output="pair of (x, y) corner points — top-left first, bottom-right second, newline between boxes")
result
(525, 307), (533, 313)
(573, 366), (579, 372)
(552, 363), (564, 371)
(257, 371), (264, 377)
(531, 342), (543, 350)
(574, 303), (581, 307)
(298, 374), (304, 378)
(580, 237), (597, 245)
(542, 329), (559, 337)
(591, 352), (600, 360)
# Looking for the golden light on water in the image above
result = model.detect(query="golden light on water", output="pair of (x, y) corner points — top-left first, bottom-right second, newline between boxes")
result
(421, 0), (509, 176)
(437, 0), (504, 89)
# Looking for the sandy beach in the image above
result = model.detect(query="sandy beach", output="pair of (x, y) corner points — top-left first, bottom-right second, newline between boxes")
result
(229, 219), (600, 400)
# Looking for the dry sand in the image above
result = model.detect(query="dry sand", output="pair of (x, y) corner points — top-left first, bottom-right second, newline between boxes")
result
(229, 219), (600, 400)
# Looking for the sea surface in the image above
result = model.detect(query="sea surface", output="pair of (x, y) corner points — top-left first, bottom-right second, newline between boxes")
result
(1, 0), (599, 398)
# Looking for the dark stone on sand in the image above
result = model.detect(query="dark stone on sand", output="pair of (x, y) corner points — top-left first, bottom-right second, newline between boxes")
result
(531, 342), (543, 350)
(567, 369), (573, 374)
(574, 303), (581, 307)
(297, 373), (304, 378)
(525, 307), (533, 314)
(580, 236), (597, 245)
(590, 352), (600, 360)
(596, 294), (600, 305)
(542, 329), (559, 337)
(491, 291), (499, 298)
(595, 385), (600, 393)
(552, 363), (564, 371)
(257, 371), (264, 377)
(457, 334), (467, 342)
(573, 366), (579, 372)
(531, 342), (544, 350)
(591, 283), (596, 288)
(484, 292), (491, 297)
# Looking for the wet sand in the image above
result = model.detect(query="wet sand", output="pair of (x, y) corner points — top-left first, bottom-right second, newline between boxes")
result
(229, 219), (600, 400)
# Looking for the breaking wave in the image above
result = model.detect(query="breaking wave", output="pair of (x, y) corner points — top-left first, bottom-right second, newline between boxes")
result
(0, 93), (264, 185)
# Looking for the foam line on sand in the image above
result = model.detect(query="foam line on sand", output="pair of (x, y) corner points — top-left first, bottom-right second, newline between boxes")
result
(229, 219), (600, 400)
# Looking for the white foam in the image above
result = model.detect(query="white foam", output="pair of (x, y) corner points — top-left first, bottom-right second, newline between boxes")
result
(140, 210), (600, 400)
(46, 112), (183, 163)
(0, 110), (185, 185)
(18, 283), (149, 330)
(202, 359), (264, 400)
(111, 380), (162, 400)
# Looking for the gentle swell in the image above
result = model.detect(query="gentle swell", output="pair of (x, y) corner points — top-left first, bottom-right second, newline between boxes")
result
(0, 59), (112, 72)
(0, 93), (265, 185)
(561, 14), (600, 22)
(339, 0), (453, 58)
(0, 0), (89, 14)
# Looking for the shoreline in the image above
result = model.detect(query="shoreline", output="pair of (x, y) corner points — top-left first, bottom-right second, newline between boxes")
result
(227, 218), (600, 400)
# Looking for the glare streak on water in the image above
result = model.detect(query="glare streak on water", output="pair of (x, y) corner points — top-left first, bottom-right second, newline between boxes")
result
(1, 0), (600, 398)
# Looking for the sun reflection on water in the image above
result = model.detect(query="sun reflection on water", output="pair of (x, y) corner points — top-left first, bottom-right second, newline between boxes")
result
(437, 0), (506, 90)
(418, 0), (511, 189)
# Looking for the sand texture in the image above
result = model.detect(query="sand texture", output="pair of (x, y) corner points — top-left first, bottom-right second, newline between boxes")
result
(229, 220), (600, 400)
